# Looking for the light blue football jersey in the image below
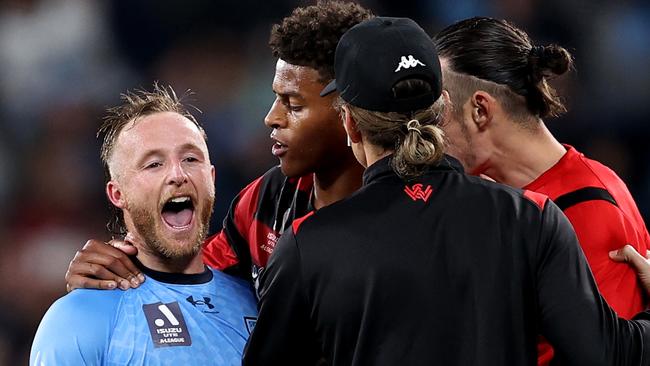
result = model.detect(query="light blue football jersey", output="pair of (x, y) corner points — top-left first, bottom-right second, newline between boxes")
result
(30, 265), (257, 366)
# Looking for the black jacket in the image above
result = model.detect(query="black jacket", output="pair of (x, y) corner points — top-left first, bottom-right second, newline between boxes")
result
(244, 155), (650, 366)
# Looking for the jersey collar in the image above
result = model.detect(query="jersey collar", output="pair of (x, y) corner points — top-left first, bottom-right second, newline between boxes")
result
(362, 154), (464, 186)
(133, 257), (214, 285)
(524, 144), (577, 192)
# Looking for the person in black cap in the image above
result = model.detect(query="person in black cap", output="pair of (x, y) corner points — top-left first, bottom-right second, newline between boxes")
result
(242, 16), (650, 366)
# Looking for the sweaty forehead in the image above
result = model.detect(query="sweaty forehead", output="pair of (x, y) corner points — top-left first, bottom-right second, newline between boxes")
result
(121, 112), (203, 142)
(111, 112), (208, 168)
(272, 59), (324, 96)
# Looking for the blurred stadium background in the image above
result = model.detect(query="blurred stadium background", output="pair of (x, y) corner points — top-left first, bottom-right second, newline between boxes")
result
(0, 0), (648, 363)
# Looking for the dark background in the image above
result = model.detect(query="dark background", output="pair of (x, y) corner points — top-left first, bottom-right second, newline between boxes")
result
(0, 0), (648, 363)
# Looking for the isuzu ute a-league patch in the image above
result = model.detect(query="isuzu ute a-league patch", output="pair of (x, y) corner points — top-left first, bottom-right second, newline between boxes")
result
(143, 301), (192, 347)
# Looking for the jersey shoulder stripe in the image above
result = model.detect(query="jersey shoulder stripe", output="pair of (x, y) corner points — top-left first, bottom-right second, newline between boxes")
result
(523, 189), (548, 211)
(292, 211), (316, 235)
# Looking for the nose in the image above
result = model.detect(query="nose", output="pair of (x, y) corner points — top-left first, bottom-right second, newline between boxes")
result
(264, 98), (287, 129)
(167, 160), (189, 186)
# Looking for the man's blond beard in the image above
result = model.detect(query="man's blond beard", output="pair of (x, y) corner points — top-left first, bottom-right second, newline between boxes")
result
(128, 195), (214, 260)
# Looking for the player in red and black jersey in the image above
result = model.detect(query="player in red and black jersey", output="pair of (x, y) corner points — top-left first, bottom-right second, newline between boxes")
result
(202, 166), (315, 285)
(64, 1), (372, 291)
(434, 17), (650, 365)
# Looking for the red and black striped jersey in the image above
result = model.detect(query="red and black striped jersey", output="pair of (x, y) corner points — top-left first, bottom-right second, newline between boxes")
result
(201, 166), (314, 284)
(526, 145), (650, 365)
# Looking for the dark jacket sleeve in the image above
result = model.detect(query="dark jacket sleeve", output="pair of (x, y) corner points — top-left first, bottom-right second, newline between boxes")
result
(242, 228), (322, 366)
(536, 200), (650, 365)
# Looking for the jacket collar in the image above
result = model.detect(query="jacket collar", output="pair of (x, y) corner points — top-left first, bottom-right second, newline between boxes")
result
(362, 154), (464, 186)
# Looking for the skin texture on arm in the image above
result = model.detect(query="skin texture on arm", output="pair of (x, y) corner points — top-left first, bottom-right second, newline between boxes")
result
(65, 238), (143, 292)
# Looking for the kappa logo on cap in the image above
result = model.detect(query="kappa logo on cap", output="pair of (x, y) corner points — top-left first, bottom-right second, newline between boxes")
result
(395, 55), (425, 72)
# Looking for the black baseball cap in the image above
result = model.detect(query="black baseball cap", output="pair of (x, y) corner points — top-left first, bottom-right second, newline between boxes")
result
(320, 17), (442, 113)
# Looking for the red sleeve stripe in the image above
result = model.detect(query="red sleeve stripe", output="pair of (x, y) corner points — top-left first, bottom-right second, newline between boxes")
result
(297, 174), (314, 193)
(202, 232), (239, 270)
(234, 176), (264, 241)
(523, 190), (548, 211)
(292, 211), (315, 234)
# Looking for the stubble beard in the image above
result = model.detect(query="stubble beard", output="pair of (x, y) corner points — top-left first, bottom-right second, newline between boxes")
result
(129, 196), (214, 262)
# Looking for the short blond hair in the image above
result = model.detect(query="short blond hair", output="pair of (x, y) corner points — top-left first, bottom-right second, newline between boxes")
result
(99, 83), (205, 179)
(97, 83), (205, 236)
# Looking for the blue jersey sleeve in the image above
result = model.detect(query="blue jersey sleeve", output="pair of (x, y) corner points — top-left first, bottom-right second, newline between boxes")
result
(30, 289), (123, 366)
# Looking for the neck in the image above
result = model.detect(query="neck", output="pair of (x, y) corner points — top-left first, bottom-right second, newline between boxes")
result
(483, 121), (566, 188)
(363, 147), (392, 168)
(312, 156), (364, 210)
(136, 250), (205, 274)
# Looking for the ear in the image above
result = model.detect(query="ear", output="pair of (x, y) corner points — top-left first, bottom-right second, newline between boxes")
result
(441, 89), (451, 104)
(470, 91), (496, 131)
(342, 105), (362, 144)
(210, 165), (216, 185)
(106, 181), (126, 209)
(440, 90), (452, 120)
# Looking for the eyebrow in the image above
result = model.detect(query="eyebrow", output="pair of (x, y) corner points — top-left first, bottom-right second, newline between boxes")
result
(177, 143), (205, 157)
(272, 88), (304, 100)
(134, 143), (206, 167)
(135, 149), (164, 167)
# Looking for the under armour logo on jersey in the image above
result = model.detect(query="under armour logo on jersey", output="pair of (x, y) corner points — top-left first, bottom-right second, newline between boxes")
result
(395, 55), (425, 72)
(404, 183), (433, 202)
(186, 296), (215, 310)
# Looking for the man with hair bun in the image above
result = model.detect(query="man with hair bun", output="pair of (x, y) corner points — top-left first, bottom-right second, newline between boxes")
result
(434, 17), (650, 365)
(243, 16), (650, 366)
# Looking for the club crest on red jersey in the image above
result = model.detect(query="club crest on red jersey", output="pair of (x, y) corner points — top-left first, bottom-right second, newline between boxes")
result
(404, 183), (433, 202)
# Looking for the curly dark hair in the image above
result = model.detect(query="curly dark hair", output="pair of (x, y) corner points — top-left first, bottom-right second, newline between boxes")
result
(269, 1), (374, 83)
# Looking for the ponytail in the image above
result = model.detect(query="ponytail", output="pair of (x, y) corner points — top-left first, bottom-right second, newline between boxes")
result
(392, 106), (446, 180)
(343, 93), (446, 180)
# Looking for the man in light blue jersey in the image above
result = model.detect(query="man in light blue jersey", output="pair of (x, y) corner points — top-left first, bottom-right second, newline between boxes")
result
(30, 84), (258, 365)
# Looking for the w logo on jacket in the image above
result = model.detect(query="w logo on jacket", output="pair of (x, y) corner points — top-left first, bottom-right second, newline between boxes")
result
(404, 183), (433, 202)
